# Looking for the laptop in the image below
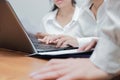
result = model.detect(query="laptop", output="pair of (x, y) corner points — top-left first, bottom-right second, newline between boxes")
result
(0, 0), (93, 58)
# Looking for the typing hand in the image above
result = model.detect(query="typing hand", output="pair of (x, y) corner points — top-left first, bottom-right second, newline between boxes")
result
(37, 34), (60, 45)
(54, 35), (79, 48)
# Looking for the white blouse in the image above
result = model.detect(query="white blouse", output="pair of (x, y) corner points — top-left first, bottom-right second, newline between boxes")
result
(42, 3), (100, 47)
(90, 0), (120, 74)
(42, 6), (82, 37)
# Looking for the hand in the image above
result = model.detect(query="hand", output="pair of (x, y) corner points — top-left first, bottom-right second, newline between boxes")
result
(79, 39), (98, 51)
(30, 58), (113, 80)
(38, 35), (58, 44)
(54, 35), (79, 48)
(35, 33), (79, 47)
(36, 32), (49, 39)
(36, 32), (57, 44)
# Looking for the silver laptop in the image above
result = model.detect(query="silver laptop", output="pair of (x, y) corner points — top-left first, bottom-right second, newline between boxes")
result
(0, 0), (80, 56)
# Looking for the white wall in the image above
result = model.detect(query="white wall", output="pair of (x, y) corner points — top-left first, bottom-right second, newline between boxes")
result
(8, 0), (51, 34)
(8, 0), (85, 34)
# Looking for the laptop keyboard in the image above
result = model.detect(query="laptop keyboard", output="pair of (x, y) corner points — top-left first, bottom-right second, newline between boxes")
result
(28, 33), (78, 52)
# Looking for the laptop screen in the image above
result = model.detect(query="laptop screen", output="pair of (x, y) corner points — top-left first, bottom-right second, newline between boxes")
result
(0, 0), (35, 53)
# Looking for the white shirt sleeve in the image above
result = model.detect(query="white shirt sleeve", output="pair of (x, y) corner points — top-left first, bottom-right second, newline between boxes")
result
(90, 0), (120, 74)
(90, 30), (120, 74)
(76, 37), (98, 47)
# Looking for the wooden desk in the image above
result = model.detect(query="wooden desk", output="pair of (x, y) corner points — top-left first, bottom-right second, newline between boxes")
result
(0, 48), (120, 80)
(0, 48), (47, 80)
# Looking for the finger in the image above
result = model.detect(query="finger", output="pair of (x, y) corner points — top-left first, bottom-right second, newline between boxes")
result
(61, 44), (68, 48)
(38, 38), (47, 44)
(38, 38), (44, 42)
(51, 35), (62, 42)
(44, 35), (58, 44)
(78, 43), (89, 51)
(30, 63), (67, 76)
(30, 64), (70, 80)
(42, 59), (76, 78)
(49, 35), (58, 43)
(84, 40), (97, 51)
(56, 38), (66, 48)
(42, 36), (50, 44)
(31, 68), (71, 80)
(60, 41), (70, 48)
(53, 37), (62, 43)
(40, 37), (47, 43)
(45, 37), (51, 44)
